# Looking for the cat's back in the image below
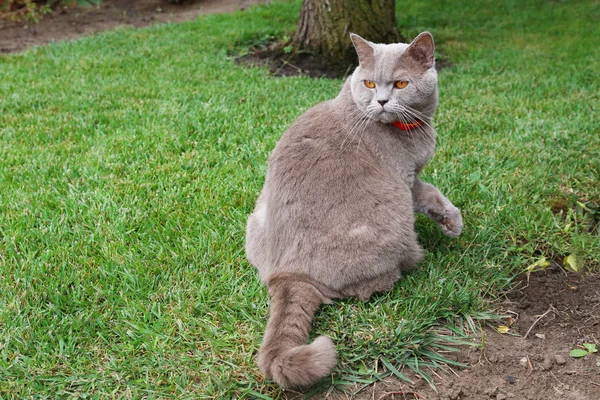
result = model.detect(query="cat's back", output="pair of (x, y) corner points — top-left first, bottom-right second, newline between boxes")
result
(258, 97), (419, 288)
(266, 97), (375, 195)
(271, 98), (345, 156)
(267, 94), (373, 181)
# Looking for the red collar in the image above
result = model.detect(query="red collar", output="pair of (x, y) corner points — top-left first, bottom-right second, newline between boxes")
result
(392, 119), (423, 131)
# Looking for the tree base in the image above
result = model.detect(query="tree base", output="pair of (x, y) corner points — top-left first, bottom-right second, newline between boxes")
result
(236, 40), (357, 79)
(235, 38), (453, 79)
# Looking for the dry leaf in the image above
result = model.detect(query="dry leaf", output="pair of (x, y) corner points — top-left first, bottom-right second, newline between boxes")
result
(497, 325), (510, 334)
(526, 256), (551, 273)
(563, 254), (579, 272)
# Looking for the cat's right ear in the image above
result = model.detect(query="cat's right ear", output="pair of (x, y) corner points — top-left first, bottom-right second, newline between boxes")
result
(350, 33), (375, 67)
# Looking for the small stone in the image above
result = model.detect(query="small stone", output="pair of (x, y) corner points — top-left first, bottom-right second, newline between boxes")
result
(541, 356), (553, 370)
(554, 355), (567, 365)
(496, 394), (507, 400)
(535, 333), (546, 339)
(504, 375), (516, 384)
(519, 357), (529, 367)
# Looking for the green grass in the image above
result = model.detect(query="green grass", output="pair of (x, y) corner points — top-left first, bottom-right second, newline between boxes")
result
(0, 0), (598, 398)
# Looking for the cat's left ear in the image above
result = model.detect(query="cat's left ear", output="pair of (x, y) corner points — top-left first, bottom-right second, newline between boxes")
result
(350, 33), (375, 67)
(406, 32), (435, 69)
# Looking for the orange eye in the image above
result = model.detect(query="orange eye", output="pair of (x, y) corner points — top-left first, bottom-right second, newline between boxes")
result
(394, 80), (409, 89)
(364, 80), (376, 89)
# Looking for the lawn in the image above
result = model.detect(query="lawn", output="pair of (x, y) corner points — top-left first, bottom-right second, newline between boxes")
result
(0, 0), (598, 398)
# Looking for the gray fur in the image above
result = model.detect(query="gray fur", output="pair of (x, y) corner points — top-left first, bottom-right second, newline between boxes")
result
(246, 32), (463, 388)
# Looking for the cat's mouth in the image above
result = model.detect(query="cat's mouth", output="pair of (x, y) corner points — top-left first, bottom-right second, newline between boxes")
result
(382, 113), (420, 126)
(375, 110), (398, 124)
(378, 110), (422, 129)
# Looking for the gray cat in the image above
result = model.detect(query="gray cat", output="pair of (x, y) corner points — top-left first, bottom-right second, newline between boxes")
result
(245, 32), (463, 388)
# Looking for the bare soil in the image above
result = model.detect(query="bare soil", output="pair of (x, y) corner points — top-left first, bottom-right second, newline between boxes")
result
(2, 4), (599, 399)
(0, 0), (266, 54)
(237, 42), (347, 79)
(347, 267), (600, 400)
(236, 42), (453, 79)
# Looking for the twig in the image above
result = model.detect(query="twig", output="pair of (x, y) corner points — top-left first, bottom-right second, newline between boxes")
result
(550, 371), (563, 385)
(590, 381), (600, 388)
(523, 307), (554, 339)
(550, 304), (566, 321)
(427, 366), (446, 383)
(505, 309), (520, 317)
(446, 364), (461, 378)
(275, 57), (303, 75)
(378, 390), (424, 400)
(526, 355), (533, 371)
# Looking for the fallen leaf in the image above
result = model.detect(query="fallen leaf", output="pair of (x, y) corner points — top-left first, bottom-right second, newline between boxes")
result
(497, 325), (510, 334)
(569, 348), (588, 358)
(563, 254), (579, 272)
(525, 256), (551, 273)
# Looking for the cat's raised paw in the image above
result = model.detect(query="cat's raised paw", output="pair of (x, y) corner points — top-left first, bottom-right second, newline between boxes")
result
(439, 207), (463, 237)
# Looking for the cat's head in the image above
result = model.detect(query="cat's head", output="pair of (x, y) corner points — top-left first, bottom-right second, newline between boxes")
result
(349, 32), (438, 125)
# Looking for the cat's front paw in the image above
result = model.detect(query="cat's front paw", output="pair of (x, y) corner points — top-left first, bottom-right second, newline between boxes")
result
(439, 206), (463, 237)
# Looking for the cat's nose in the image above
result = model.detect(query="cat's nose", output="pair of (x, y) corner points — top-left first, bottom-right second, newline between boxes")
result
(378, 100), (388, 106)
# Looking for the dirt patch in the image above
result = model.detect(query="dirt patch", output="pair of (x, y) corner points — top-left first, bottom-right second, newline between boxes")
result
(0, 0), (267, 54)
(237, 41), (454, 79)
(345, 267), (600, 400)
(237, 41), (348, 79)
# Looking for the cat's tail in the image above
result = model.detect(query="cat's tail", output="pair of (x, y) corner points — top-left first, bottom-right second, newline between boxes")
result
(258, 273), (337, 388)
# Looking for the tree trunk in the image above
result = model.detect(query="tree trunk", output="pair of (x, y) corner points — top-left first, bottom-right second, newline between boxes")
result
(291, 0), (401, 71)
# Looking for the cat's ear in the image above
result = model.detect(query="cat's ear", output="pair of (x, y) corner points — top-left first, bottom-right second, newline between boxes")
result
(406, 32), (435, 69)
(350, 33), (375, 67)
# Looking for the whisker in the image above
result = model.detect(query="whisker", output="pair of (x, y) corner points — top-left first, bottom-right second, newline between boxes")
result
(402, 105), (435, 133)
(341, 108), (371, 151)
(388, 104), (435, 137)
(355, 107), (378, 151)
